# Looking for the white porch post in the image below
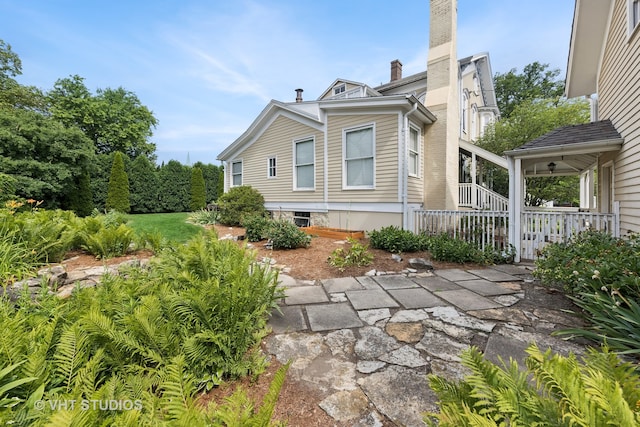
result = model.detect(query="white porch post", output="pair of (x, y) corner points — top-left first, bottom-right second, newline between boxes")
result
(508, 157), (522, 262)
(471, 152), (477, 208)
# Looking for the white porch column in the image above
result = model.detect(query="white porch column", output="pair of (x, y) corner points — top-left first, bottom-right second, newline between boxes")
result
(508, 157), (522, 262)
(471, 152), (477, 208)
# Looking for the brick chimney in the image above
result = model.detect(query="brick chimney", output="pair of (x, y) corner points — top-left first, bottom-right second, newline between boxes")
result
(423, 0), (459, 210)
(390, 59), (403, 82)
(295, 88), (303, 103)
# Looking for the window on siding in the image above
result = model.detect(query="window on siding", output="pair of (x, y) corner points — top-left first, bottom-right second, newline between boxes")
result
(268, 157), (277, 178)
(231, 160), (242, 186)
(470, 105), (478, 141)
(295, 139), (314, 189)
(408, 126), (420, 177)
(631, 0), (640, 34)
(344, 125), (374, 188)
(461, 91), (469, 134)
(333, 83), (346, 95)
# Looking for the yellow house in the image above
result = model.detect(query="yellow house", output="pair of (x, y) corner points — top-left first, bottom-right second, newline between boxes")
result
(217, 0), (504, 232)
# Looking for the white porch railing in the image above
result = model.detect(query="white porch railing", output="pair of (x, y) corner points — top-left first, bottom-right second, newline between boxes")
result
(411, 208), (619, 261)
(459, 183), (509, 211)
(519, 210), (619, 260)
(413, 210), (510, 252)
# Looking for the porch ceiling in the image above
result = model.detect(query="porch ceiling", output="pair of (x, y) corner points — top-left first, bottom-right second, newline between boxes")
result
(505, 120), (623, 176)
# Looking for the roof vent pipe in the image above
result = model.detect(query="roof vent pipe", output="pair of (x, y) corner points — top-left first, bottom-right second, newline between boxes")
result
(295, 88), (303, 103)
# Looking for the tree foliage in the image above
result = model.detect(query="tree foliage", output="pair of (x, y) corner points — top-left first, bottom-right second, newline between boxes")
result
(0, 107), (95, 208)
(105, 152), (130, 213)
(0, 39), (47, 112)
(494, 62), (565, 119)
(48, 75), (158, 159)
(158, 160), (190, 212)
(189, 167), (206, 211)
(128, 155), (159, 214)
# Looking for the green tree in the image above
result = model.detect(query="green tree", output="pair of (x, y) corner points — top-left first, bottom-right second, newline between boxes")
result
(189, 167), (206, 211)
(0, 39), (47, 112)
(91, 153), (115, 211)
(494, 62), (565, 119)
(158, 160), (190, 212)
(67, 169), (93, 216)
(193, 162), (223, 203)
(106, 152), (130, 213)
(48, 76), (158, 159)
(0, 172), (16, 203)
(0, 108), (95, 208)
(128, 155), (159, 213)
(476, 98), (590, 206)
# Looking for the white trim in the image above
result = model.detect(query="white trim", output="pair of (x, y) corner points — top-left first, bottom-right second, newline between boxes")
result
(293, 136), (316, 191)
(629, 0), (640, 38)
(267, 156), (277, 179)
(600, 160), (615, 213)
(231, 159), (243, 187)
(264, 201), (405, 214)
(342, 122), (376, 190)
(408, 124), (421, 178)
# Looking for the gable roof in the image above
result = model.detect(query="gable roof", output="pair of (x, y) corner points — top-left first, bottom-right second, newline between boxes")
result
(317, 78), (382, 100)
(506, 120), (622, 155)
(565, 0), (613, 98)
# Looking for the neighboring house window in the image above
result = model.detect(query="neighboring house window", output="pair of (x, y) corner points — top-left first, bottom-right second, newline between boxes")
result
(294, 138), (314, 190)
(344, 124), (375, 188)
(630, 0), (640, 35)
(470, 105), (478, 141)
(268, 157), (277, 178)
(461, 91), (469, 134)
(408, 126), (420, 177)
(333, 83), (346, 95)
(231, 160), (242, 186)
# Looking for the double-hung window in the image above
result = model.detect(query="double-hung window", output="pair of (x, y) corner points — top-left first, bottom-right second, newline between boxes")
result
(344, 124), (375, 189)
(408, 126), (420, 177)
(268, 157), (277, 178)
(231, 160), (242, 186)
(294, 138), (314, 190)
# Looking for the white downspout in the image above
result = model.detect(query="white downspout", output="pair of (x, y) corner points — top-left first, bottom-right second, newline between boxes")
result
(402, 101), (418, 230)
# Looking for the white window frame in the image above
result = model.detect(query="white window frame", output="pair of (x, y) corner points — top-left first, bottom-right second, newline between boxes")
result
(461, 90), (469, 135)
(293, 137), (315, 191)
(333, 83), (346, 95)
(267, 156), (277, 179)
(470, 104), (478, 141)
(343, 123), (376, 190)
(231, 160), (242, 187)
(408, 125), (420, 178)
(630, 0), (640, 37)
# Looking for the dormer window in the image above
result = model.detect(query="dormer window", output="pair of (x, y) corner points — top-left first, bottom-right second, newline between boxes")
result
(333, 83), (346, 95)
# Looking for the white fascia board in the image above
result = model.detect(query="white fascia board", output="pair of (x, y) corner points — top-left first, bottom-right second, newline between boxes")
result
(321, 95), (436, 124)
(217, 101), (323, 161)
(504, 138), (623, 159)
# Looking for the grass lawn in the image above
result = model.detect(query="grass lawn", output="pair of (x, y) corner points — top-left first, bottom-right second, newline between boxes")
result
(126, 212), (203, 243)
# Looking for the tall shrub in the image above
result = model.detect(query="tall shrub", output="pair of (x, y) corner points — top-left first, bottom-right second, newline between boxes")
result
(105, 151), (130, 213)
(189, 167), (206, 211)
(158, 160), (190, 212)
(67, 169), (93, 217)
(217, 186), (265, 226)
(128, 154), (159, 213)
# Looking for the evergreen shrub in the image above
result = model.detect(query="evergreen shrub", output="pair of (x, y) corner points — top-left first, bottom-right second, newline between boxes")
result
(217, 186), (265, 226)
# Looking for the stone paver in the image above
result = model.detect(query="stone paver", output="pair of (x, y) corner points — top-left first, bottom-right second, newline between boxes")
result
(322, 277), (364, 293)
(466, 268), (520, 282)
(265, 264), (586, 426)
(284, 285), (329, 305)
(372, 275), (420, 290)
(387, 288), (444, 309)
(435, 268), (478, 282)
(306, 303), (363, 331)
(345, 289), (400, 310)
(454, 279), (519, 296)
(434, 288), (503, 311)
(412, 275), (462, 292)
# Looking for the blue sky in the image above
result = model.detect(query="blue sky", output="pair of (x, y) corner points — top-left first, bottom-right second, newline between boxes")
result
(1, 0), (575, 165)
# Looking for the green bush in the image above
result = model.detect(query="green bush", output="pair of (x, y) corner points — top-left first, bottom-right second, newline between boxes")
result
(187, 209), (219, 226)
(267, 219), (310, 249)
(327, 237), (373, 271)
(242, 214), (272, 242)
(12, 209), (78, 263)
(535, 231), (640, 357)
(427, 233), (486, 264)
(189, 167), (207, 211)
(217, 186), (266, 226)
(368, 226), (428, 253)
(425, 344), (640, 426)
(0, 230), (286, 425)
(80, 224), (135, 259)
(105, 151), (130, 213)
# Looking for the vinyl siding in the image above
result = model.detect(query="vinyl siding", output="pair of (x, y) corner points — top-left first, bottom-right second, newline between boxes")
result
(231, 115), (324, 203)
(598, 0), (640, 233)
(326, 113), (400, 203)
